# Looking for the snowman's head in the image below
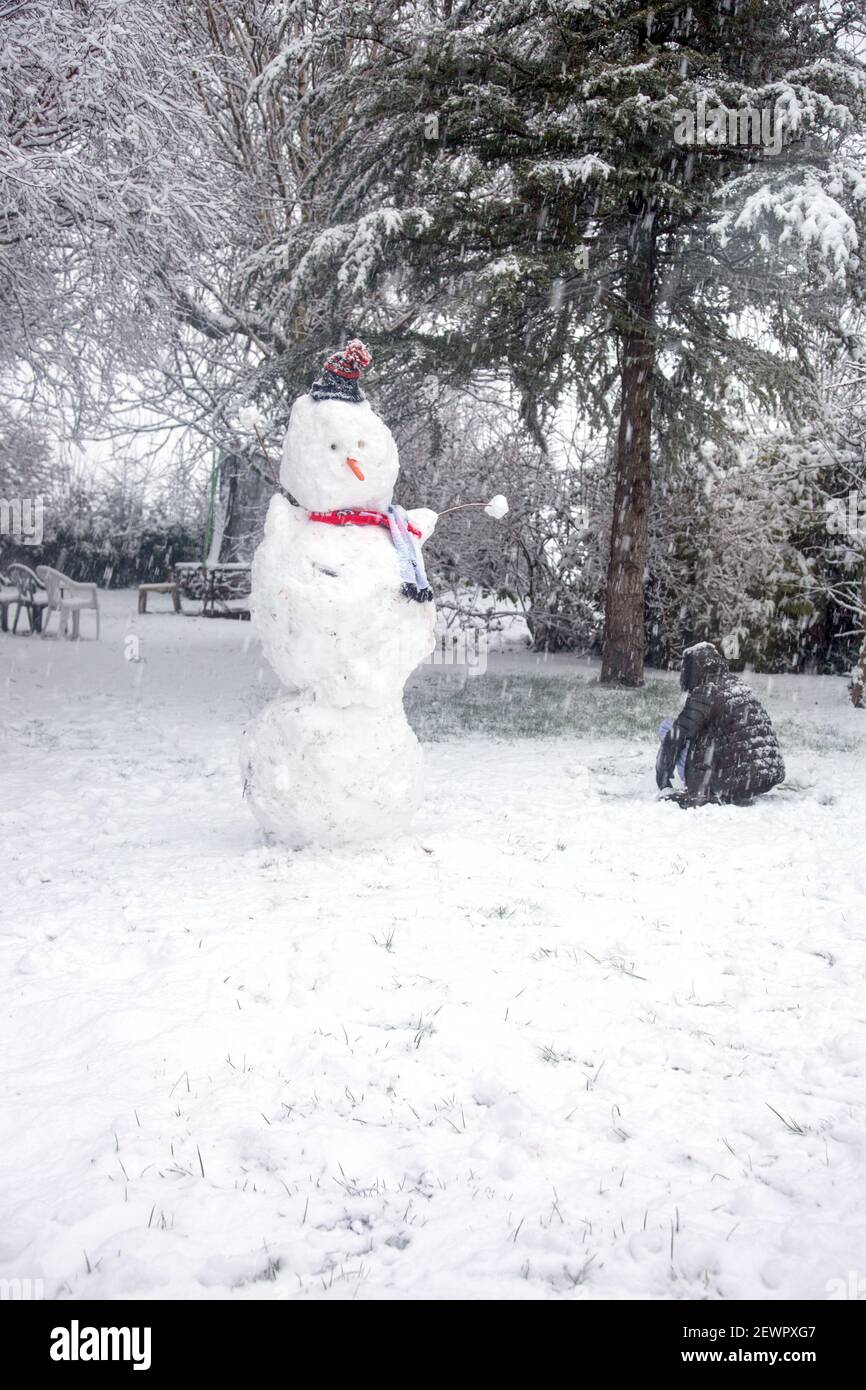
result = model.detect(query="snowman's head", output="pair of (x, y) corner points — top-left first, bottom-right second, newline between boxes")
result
(280, 339), (399, 512)
(280, 395), (399, 512)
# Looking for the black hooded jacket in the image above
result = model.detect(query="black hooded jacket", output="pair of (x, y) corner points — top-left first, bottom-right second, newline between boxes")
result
(656, 643), (786, 803)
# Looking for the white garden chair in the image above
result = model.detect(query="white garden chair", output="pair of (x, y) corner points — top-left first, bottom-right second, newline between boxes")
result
(0, 567), (17, 632)
(7, 562), (48, 633)
(35, 566), (100, 640)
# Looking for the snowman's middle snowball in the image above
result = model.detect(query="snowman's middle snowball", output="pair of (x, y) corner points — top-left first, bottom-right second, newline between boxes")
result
(252, 493), (436, 705)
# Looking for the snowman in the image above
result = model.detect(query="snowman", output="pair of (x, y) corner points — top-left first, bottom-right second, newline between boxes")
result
(242, 340), (438, 847)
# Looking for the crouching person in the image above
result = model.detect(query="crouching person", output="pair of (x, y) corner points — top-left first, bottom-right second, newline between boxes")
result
(656, 642), (785, 807)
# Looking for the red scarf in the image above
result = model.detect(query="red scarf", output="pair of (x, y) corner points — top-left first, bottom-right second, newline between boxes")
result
(308, 508), (421, 539)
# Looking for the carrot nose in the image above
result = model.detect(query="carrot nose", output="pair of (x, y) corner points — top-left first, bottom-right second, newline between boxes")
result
(345, 456), (365, 481)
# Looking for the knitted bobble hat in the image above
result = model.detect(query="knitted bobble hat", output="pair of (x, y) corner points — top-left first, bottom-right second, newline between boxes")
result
(309, 339), (372, 404)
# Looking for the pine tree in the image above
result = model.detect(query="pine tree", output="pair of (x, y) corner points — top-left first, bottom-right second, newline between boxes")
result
(282, 0), (866, 680)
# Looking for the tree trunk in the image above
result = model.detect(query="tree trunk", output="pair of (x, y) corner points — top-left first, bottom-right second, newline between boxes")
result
(211, 451), (273, 564)
(852, 567), (866, 709)
(601, 210), (656, 686)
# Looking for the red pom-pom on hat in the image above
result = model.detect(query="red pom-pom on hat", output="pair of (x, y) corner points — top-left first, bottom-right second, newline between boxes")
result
(343, 339), (372, 371)
(322, 339), (372, 380)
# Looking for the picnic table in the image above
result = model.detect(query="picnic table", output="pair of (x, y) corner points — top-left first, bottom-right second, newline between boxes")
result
(172, 562), (252, 618)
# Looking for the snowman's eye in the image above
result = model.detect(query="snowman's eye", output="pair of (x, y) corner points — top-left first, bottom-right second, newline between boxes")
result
(357, 439), (366, 449)
(330, 443), (338, 451)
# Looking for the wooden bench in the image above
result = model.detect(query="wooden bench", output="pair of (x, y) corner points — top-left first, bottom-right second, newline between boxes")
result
(138, 582), (180, 614)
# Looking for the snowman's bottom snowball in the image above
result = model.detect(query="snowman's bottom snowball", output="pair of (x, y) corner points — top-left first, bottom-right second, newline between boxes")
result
(242, 696), (423, 847)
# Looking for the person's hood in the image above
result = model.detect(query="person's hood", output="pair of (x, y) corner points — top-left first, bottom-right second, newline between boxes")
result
(680, 641), (729, 692)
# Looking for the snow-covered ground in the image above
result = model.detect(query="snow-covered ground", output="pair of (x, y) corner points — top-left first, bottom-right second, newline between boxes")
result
(2, 591), (865, 1301)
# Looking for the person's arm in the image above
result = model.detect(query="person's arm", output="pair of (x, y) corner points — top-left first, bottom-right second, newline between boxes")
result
(656, 729), (679, 788)
(675, 689), (712, 741)
(656, 725), (692, 788)
(656, 690), (711, 788)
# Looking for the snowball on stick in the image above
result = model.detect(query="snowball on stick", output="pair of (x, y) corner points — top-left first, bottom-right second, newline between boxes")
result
(436, 493), (510, 521)
(484, 494), (509, 519)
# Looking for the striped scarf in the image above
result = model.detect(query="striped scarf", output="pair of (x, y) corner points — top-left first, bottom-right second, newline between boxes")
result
(307, 507), (433, 603)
